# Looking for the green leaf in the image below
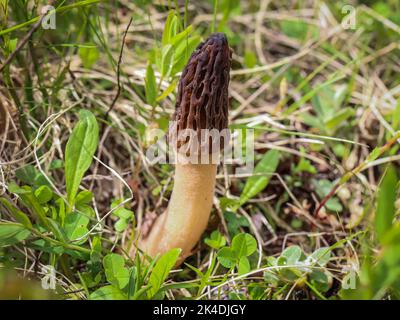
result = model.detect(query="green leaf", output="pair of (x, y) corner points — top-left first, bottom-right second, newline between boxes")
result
(238, 256), (250, 275)
(145, 64), (157, 106)
(34, 185), (53, 204)
(157, 78), (178, 102)
(325, 197), (342, 212)
(244, 50), (257, 68)
(7, 38), (17, 53)
(391, 100), (400, 130)
(366, 147), (381, 162)
(310, 270), (330, 293)
(219, 198), (240, 212)
(112, 204), (133, 220)
(114, 219), (128, 233)
(372, 2), (391, 17)
(49, 159), (63, 170)
(15, 165), (37, 184)
(15, 165), (49, 187)
(264, 271), (280, 286)
(64, 212), (90, 242)
(240, 150), (280, 205)
(375, 165), (398, 242)
(90, 285), (126, 300)
(90, 235), (102, 262)
(47, 218), (68, 242)
(12, 210), (33, 229)
(79, 44), (99, 69)
(126, 267), (137, 299)
(8, 182), (31, 194)
(204, 230), (226, 250)
(170, 35), (200, 76)
(293, 156), (317, 174)
(65, 110), (99, 206)
(160, 44), (175, 78)
(75, 190), (93, 205)
(147, 248), (181, 298)
(309, 247), (331, 267)
(169, 25), (193, 46)
(282, 246), (302, 264)
(0, 198), (32, 228)
(9, 185), (52, 230)
(103, 254), (130, 290)
(0, 223), (30, 247)
(29, 239), (64, 256)
(161, 11), (178, 46)
(111, 200), (134, 233)
(312, 85), (347, 122)
(224, 211), (249, 236)
(325, 107), (354, 130)
(293, 146), (317, 174)
(76, 203), (95, 219)
(231, 233), (257, 258)
(217, 247), (236, 268)
(56, 198), (66, 227)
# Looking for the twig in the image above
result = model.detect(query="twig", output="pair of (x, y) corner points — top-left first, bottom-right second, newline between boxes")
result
(103, 17), (133, 122)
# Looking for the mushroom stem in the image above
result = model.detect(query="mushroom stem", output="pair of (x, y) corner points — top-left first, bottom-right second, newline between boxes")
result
(140, 163), (217, 259)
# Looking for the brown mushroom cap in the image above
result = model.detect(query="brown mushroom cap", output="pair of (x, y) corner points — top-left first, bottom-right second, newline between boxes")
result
(170, 33), (232, 155)
(174, 33), (231, 131)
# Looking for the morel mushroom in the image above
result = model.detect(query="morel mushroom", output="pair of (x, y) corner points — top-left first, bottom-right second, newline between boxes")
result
(140, 33), (232, 262)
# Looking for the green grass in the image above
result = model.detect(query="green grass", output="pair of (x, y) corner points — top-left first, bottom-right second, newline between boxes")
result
(0, 0), (400, 300)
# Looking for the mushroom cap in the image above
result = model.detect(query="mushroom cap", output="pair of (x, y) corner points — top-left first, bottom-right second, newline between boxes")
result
(170, 33), (232, 155)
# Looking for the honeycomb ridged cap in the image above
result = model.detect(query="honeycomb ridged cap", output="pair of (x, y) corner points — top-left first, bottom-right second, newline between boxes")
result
(169, 33), (231, 155)
(172, 33), (231, 132)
